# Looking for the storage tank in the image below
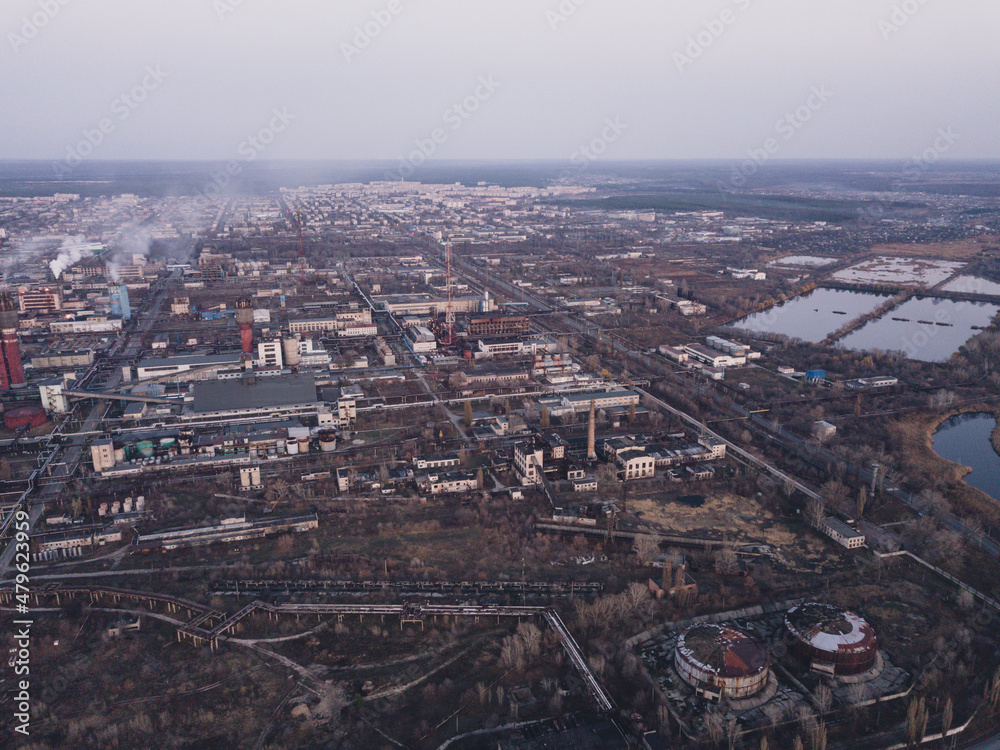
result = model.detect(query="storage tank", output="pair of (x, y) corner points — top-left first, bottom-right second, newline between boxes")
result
(136, 440), (155, 458)
(298, 437), (310, 453)
(784, 603), (878, 676)
(318, 429), (337, 453)
(283, 336), (301, 369)
(674, 624), (770, 700)
(286, 439), (299, 455)
(4, 405), (47, 430)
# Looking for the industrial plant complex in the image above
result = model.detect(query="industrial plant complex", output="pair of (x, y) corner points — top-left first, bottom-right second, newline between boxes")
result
(0, 168), (999, 750)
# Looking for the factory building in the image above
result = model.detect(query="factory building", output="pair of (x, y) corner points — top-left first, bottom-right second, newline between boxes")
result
(674, 624), (770, 701)
(373, 292), (495, 317)
(135, 514), (319, 551)
(91, 438), (116, 472)
(543, 390), (641, 414)
(514, 439), (545, 486)
(467, 315), (530, 338)
(185, 373), (320, 421)
(257, 340), (284, 369)
(17, 285), (63, 314)
(31, 349), (95, 369)
(49, 317), (123, 334)
(784, 603), (879, 676)
(406, 326), (438, 353)
(38, 378), (71, 414)
(135, 352), (243, 381)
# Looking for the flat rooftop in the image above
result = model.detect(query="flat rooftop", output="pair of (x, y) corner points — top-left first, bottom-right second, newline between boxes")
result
(192, 373), (318, 414)
(138, 352), (242, 369)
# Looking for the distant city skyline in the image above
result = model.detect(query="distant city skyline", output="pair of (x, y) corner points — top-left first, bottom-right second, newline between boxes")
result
(2, 0), (998, 164)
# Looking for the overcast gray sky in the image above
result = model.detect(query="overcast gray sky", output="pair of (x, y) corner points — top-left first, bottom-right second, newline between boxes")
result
(2, 0), (997, 162)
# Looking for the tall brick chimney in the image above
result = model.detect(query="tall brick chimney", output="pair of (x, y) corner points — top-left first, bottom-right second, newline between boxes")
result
(235, 297), (255, 356)
(0, 293), (25, 389)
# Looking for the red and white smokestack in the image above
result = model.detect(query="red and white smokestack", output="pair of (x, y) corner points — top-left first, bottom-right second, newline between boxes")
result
(0, 294), (24, 389)
(235, 297), (255, 356)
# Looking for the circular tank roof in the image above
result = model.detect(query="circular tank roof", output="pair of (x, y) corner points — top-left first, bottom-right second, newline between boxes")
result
(785, 603), (877, 656)
(675, 624), (769, 678)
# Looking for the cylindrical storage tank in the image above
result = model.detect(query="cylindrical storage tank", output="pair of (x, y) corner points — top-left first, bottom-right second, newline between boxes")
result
(298, 437), (310, 453)
(283, 336), (301, 368)
(114, 447), (126, 463)
(136, 440), (155, 458)
(784, 603), (878, 676)
(4, 405), (47, 430)
(674, 624), (769, 700)
(319, 430), (337, 452)
(286, 439), (299, 455)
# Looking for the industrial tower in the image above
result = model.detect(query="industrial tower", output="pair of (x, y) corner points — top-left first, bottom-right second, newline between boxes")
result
(443, 241), (455, 345)
(235, 297), (255, 356)
(0, 293), (26, 389)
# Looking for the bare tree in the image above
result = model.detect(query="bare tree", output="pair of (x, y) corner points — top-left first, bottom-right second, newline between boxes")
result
(805, 497), (825, 528)
(704, 711), (726, 748)
(942, 696), (954, 737)
(904, 697), (928, 747)
(715, 547), (739, 576)
(633, 534), (661, 566)
(815, 684), (833, 715)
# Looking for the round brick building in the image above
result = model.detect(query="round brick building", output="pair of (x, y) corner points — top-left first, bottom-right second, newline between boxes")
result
(674, 623), (770, 700)
(785, 603), (878, 676)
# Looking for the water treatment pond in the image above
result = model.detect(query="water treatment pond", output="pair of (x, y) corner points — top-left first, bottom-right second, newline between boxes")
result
(932, 413), (1000, 502)
(730, 288), (888, 343)
(837, 296), (999, 362)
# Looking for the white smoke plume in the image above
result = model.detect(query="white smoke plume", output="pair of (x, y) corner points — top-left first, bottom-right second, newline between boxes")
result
(105, 227), (152, 282)
(49, 236), (91, 279)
